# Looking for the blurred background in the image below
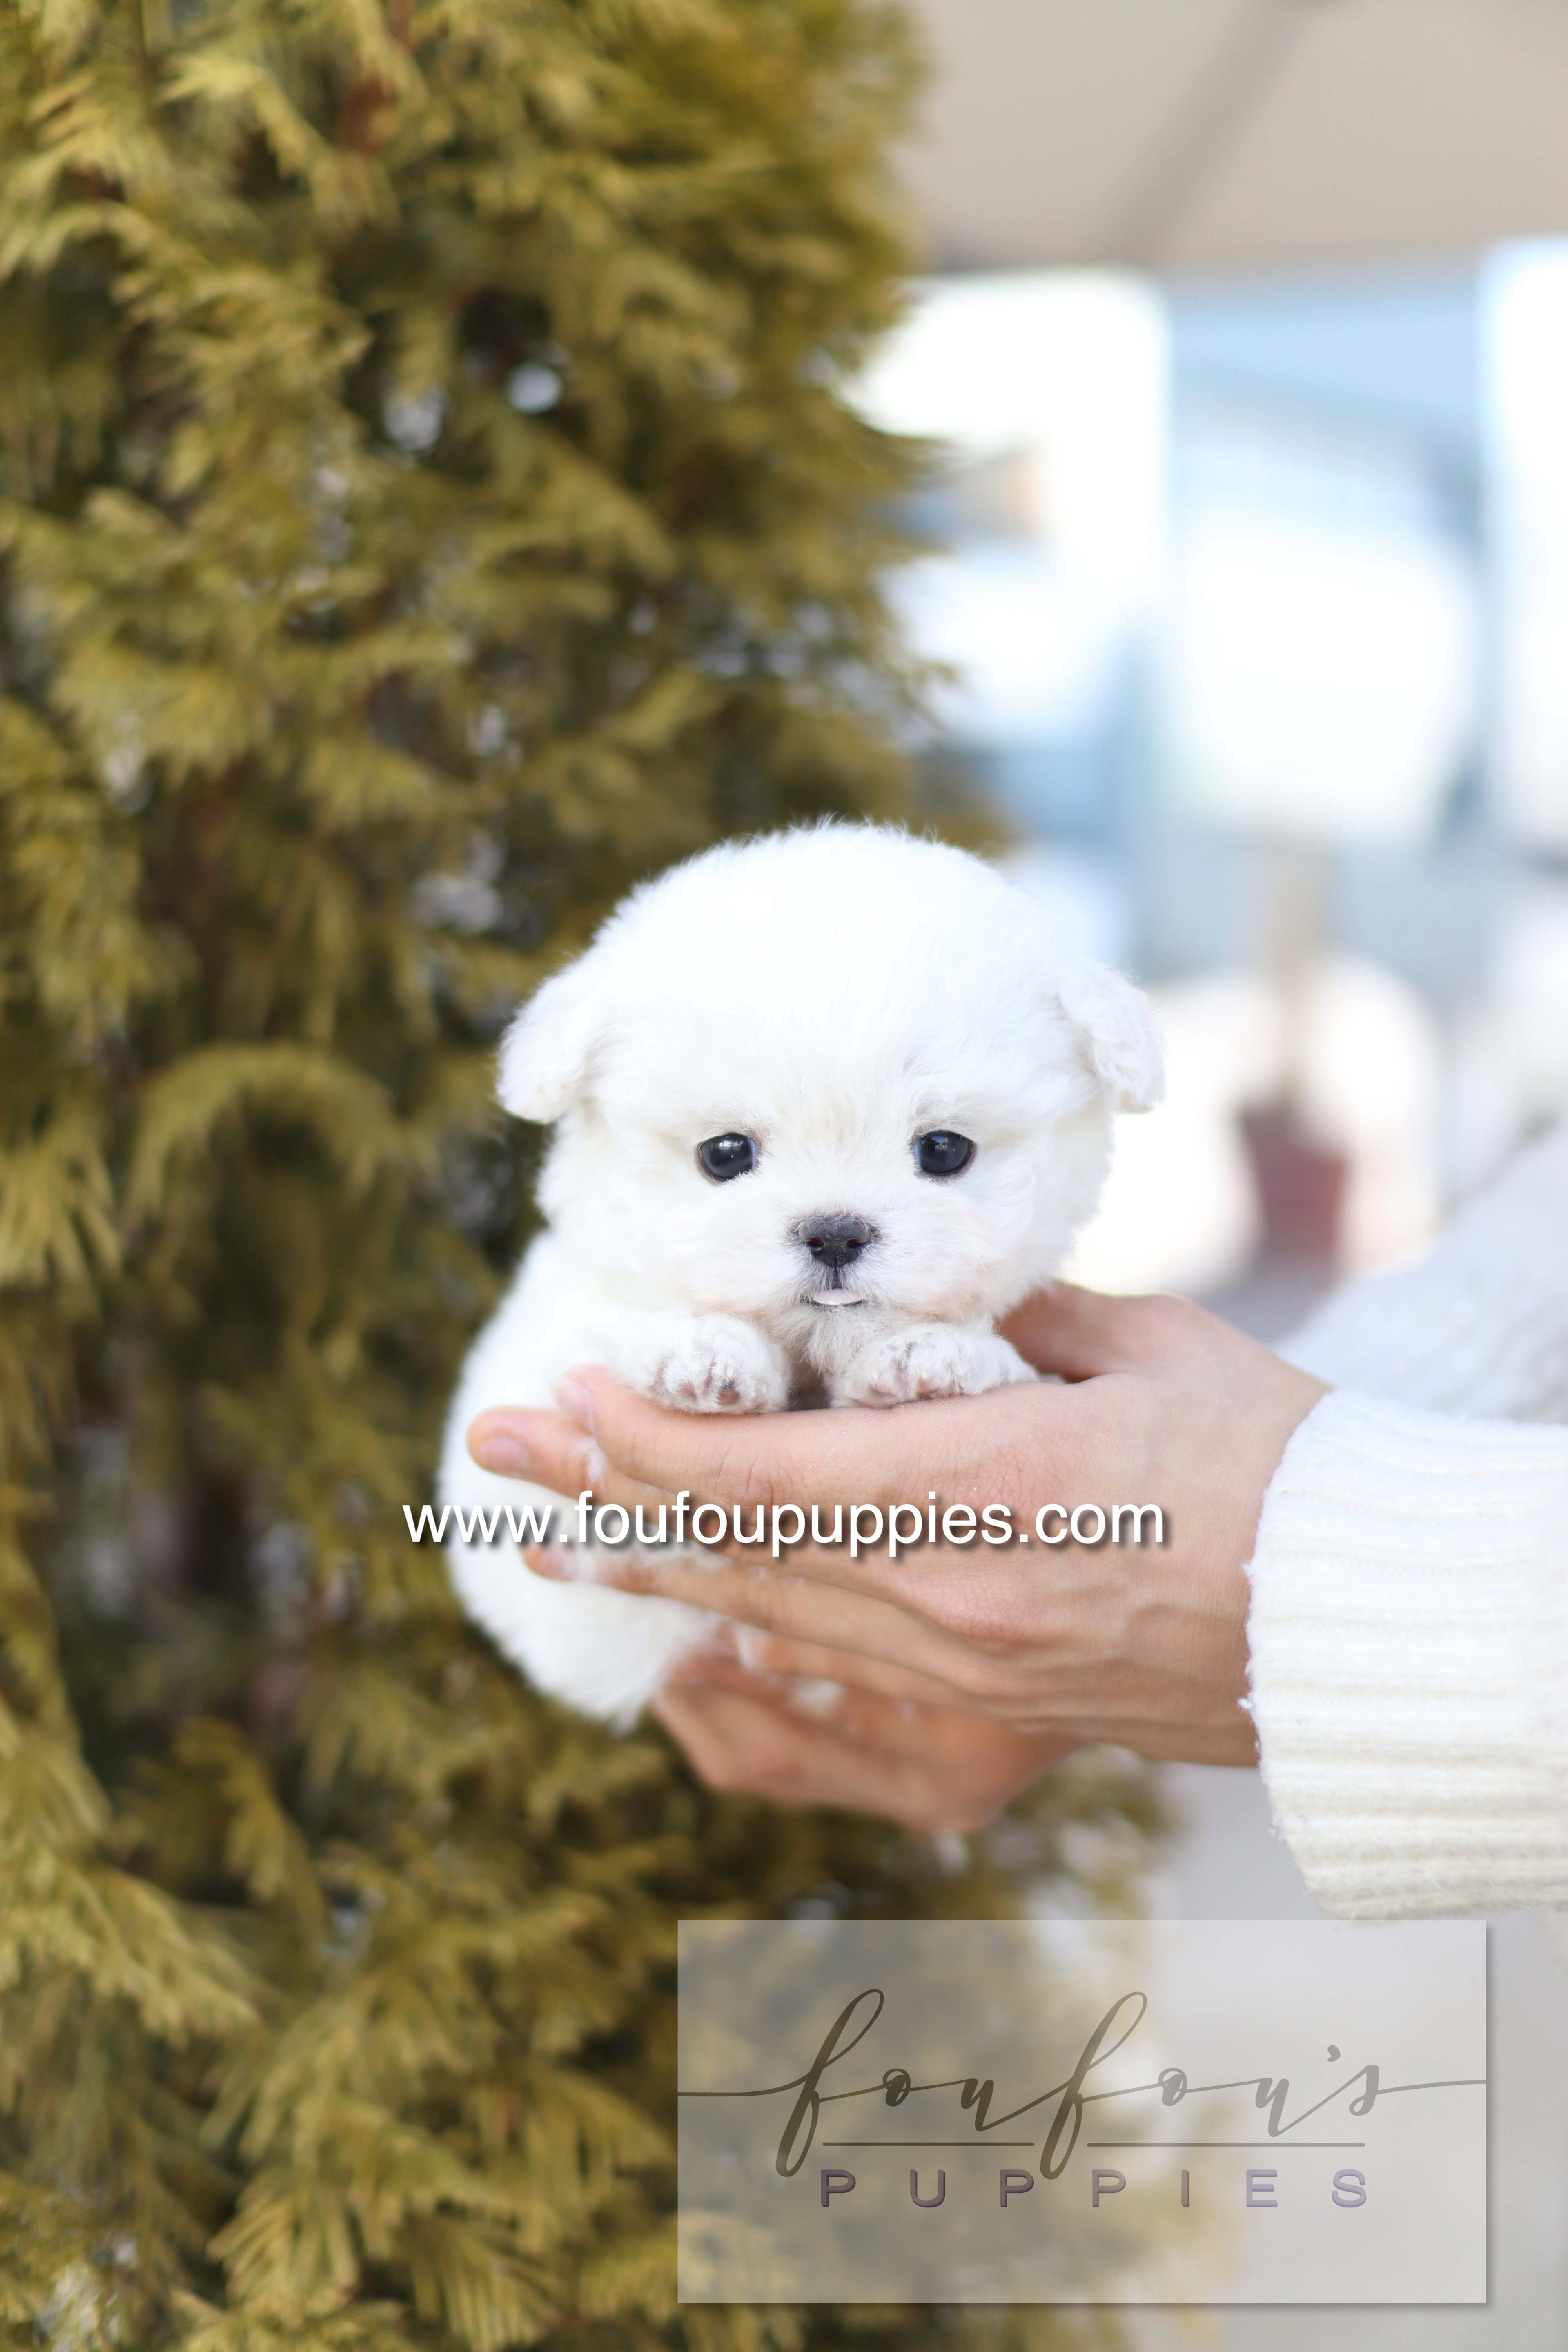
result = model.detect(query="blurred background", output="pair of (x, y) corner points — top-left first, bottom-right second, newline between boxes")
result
(873, 4), (1568, 2344)
(870, 0), (1568, 1332)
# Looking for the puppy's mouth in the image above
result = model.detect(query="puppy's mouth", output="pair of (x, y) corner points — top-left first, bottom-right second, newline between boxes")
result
(794, 1216), (880, 1309)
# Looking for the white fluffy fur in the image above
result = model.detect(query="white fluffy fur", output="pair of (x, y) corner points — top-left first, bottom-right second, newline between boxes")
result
(437, 823), (1163, 1724)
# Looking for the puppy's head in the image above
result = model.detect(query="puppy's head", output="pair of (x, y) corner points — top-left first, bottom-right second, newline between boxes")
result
(498, 825), (1162, 1333)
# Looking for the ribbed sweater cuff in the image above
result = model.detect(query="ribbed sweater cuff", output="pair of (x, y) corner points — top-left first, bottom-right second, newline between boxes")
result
(1247, 1390), (1568, 1918)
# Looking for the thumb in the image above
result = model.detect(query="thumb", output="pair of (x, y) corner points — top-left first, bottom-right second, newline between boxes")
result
(1000, 1283), (1196, 1380)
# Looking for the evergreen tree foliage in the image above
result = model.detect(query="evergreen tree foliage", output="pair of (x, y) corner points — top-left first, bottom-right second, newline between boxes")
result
(0, 2), (1160, 2344)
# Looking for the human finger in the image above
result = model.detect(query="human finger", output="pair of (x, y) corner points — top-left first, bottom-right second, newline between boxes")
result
(652, 1681), (958, 1823)
(468, 1401), (976, 1602)
(479, 1381), (1081, 1615)
(1000, 1283), (1209, 1380)
(651, 1682), (1052, 1832)
(673, 1623), (984, 1713)
(528, 1543), (1007, 1693)
(553, 1364), (1056, 1523)
(668, 1651), (1079, 1781)
(466, 1405), (674, 1523)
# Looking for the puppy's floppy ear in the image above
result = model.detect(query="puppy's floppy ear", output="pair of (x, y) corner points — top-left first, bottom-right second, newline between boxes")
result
(1056, 961), (1165, 1114)
(497, 958), (605, 1123)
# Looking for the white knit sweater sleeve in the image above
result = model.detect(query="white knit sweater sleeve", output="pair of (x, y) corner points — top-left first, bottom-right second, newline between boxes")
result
(1245, 1123), (1568, 1917)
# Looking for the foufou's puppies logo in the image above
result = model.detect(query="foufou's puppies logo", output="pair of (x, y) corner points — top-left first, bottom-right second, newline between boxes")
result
(677, 1920), (1487, 2308)
(437, 822), (1163, 1723)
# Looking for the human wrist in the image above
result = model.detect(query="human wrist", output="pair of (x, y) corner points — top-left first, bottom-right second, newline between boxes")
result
(1125, 1352), (1325, 1768)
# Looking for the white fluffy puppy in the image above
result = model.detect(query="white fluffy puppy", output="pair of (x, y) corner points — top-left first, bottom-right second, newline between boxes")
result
(438, 823), (1162, 1724)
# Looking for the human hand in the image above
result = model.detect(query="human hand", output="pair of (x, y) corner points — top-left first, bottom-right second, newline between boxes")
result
(466, 1287), (1327, 1815)
(651, 1672), (1071, 1833)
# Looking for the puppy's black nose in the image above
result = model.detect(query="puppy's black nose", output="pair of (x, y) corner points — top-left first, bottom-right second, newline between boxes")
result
(795, 1213), (878, 1271)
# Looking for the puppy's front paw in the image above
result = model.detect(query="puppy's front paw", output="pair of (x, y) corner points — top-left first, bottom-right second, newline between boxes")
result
(834, 1323), (1036, 1408)
(641, 1316), (790, 1414)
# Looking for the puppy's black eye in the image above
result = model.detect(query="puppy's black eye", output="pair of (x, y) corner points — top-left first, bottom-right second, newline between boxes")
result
(915, 1130), (975, 1178)
(697, 1132), (758, 1182)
